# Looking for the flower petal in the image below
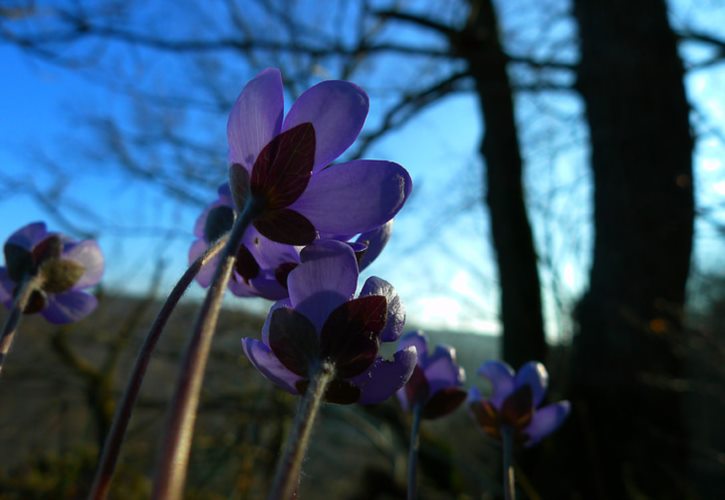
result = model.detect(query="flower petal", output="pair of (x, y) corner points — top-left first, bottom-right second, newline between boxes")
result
(354, 346), (417, 405)
(0, 267), (14, 306)
(63, 240), (104, 289)
(398, 330), (428, 364)
(424, 345), (465, 395)
(290, 160), (412, 235)
(422, 387), (467, 420)
(360, 276), (405, 342)
(477, 360), (516, 408)
(287, 240), (358, 331)
(7, 222), (48, 251)
(397, 364), (429, 411)
(515, 361), (549, 407)
(41, 290), (97, 324)
(282, 80), (369, 171)
(524, 401), (571, 447)
(268, 307), (320, 376)
(242, 337), (302, 394)
(227, 68), (284, 169)
(356, 220), (393, 271)
(189, 239), (216, 288)
(253, 208), (316, 245)
(261, 300), (292, 344)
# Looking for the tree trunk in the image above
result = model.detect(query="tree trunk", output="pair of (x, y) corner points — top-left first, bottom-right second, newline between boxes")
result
(561, 1), (695, 497)
(459, 0), (547, 369)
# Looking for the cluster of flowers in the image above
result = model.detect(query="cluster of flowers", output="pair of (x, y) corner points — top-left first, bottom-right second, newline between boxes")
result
(0, 68), (570, 497)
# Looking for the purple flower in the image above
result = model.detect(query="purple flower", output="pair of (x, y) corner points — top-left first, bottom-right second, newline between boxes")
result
(397, 331), (467, 419)
(0, 222), (103, 324)
(190, 183), (394, 300)
(469, 360), (570, 447)
(242, 239), (416, 404)
(226, 68), (412, 245)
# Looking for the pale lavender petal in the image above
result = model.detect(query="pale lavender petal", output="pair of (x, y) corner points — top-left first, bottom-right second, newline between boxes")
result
(356, 220), (393, 271)
(524, 401), (571, 447)
(243, 226), (300, 269)
(0, 267), (13, 306)
(359, 276), (405, 342)
(399, 331), (428, 363)
(515, 361), (549, 407)
(249, 274), (288, 301)
(227, 277), (258, 298)
(189, 239), (216, 288)
(261, 300), (292, 344)
(227, 68), (284, 169)
(7, 222), (48, 250)
(354, 346), (417, 405)
(282, 80), (369, 171)
(242, 337), (302, 394)
(478, 360), (516, 408)
(63, 240), (104, 288)
(290, 160), (412, 235)
(42, 290), (97, 324)
(424, 345), (465, 395)
(467, 386), (482, 403)
(287, 240), (358, 331)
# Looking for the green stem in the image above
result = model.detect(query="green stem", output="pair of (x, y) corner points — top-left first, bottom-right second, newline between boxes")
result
(407, 403), (423, 500)
(87, 235), (228, 500)
(152, 199), (261, 500)
(268, 362), (335, 500)
(0, 274), (44, 376)
(502, 425), (516, 500)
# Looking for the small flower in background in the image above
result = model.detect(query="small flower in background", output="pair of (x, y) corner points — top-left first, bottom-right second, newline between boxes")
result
(469, 360), (570, 447)
(242, 239), (416, 404)
(226, 68), (411, 245)
(397, 330), (467, 419)
(190, 183), (395, 300)
(0, 222), (103, 324)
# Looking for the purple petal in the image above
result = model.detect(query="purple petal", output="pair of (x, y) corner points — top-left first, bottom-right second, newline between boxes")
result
(253, 208), (316, 245)
(354, 346), (417, 405)
(0, 267), (13, 306)
(282, 80), (369, 171)
(515, 361), (549, 407)
(268, 307), (320, 376)
(261, 300), (292, 344)
(248, 274), (289, 301)
(424, 345), (465, 395)
(356, 221), (393, 271)
(397, 364), (429, 412)
(478, 360), (516, 408)
(189, 239), (216, 288)
(244, 226), (300, 270)
(63, 240), (104, 288)
(524, 401), (571, 447)
(399, 331), (429, 364)
(7, 222), (48, 251)
(422, 387), (467, 420)
(41, 290), (98, 324)
(227, 68), (284, 169)
(242, 337), (302, 394)
(287, 240), (358, 331)
(290, 160), (412, 235)
(359, 276), (405, 342)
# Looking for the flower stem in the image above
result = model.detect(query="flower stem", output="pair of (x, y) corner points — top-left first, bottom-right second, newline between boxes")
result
(152, 200), (261, 500)
(502, 425), (516, 500)
(407, 402), (423, 500)
(268, 361), (335, 500)
(0, 274), (44, 376)
(87, 235), (229, 500)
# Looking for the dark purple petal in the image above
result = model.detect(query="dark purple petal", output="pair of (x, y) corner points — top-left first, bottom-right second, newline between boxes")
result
(41, 290), (97, 324)
(500, 385), (534, 430)
(282, 80), (369, 171)
(227, 68), (284, 169)
(253, 208), (316, 245)
(514, 361), (549, 407)
(470, 400), (501, 439)
(524, 401), (571, 447)
(356, 346), (417, 405)
(3, 243), (33, 282)
(242, 337), (302, 395)
(398, 331), (429, 364)
(356, 221), (393, 271)
(424, 345), (465, 395)
(268, 307), (320, 377)
(398, 364), (429, 411)
(287, 240), (358, 331)
(203, 205), (235, 243)
(319, 295), (386, 378)
(422, 387), (467, 420)
(63, 240), (104, 289)
(250, 123), (315, 209)
(235, 245), (260, 283)
(7, 222), (48, 251)
(274, 262), (297, 288)
(290, 160), (412, 235)
(229, 163), (250, 212)
(261, 300), (292, 344)
(0, 268), (12, 305)
(478, 360), (516, 408)
(295, 378), (361, 405)
(359, 276), (405, 342)
(194, 184), (234, 239)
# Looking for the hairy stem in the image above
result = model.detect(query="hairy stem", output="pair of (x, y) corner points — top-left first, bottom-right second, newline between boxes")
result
(502, 425), (516, 500)
(152, 199), (260, 500)
(87, 235), (228, 500)
(0, 274), (44, 376)
(407, 402), (423, 500)
(268, 362), (335, 500)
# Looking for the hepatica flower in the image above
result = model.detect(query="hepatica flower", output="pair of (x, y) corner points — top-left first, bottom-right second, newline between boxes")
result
(397, 331), (467, 419)
(242, 240), (416, 404)
(190, 183), (394, 300)
(0, 222), (103, 324)
(226, 68), (411, 245)
(469, 360), (570, 447)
